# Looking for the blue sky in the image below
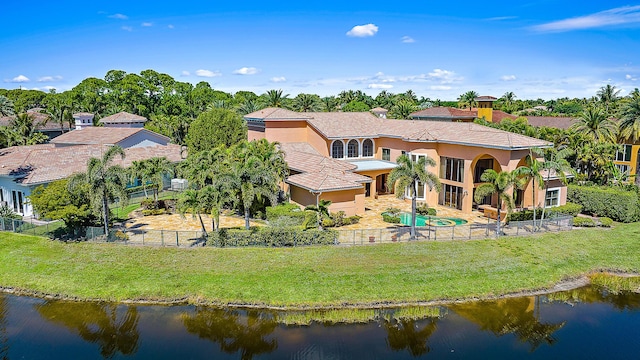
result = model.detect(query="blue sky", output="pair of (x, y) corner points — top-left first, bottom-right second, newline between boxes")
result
(2, 1), (640, 100)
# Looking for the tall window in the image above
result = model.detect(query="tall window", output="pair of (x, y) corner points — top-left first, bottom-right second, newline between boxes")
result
(11, 190), (24, 214)
(362, 139), (374, 157)
(347, 139), (359, 158)
(545, 188), (560, 207)
(440, 157), (465, 183)
(439, 184), (463, 210)
(331, 140), (344, 159)
(382, 148), (391, 161)
(474, 158), (494, 183)
(616, 144), (632, 162)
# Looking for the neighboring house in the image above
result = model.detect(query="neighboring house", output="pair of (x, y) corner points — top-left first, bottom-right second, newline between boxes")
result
(370, 107), (388, 118)
(0, 111), (183, 217)
(410, 97), (517, 123)
(245, 108), (568, 216)
(0, 108), (74, 139)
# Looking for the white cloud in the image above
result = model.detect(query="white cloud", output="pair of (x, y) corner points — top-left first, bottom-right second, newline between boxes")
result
(109, 13), (128, 20)
(626, 74), (637, 81)
(270, 76), (286, 83)
(168, 24), (174, 29)
(233, 67), (259, 75)
(485, 16), (517, 21)
(430, 85), (452, 91)
(531, 5), (640, 32)
(426, 69), (463, 84)
(122, 26), (133, 32)
(500, 75), (517, 81)
(368, 83), (394, 89)
(181, 71), (190, 77)
(346, 23), (379, 37)
(195, 69), (221, 77)
(37, 75), (62, 82)
(5, 75), (30, 83)
(42, 85), (57, 91)
(401, 36), (415, 43)
(142, 22), (153, 27)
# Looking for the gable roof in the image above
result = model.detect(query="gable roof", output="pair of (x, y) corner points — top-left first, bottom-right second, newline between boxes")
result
(50, 127), (170, 146)
(0, 143), (183, 185)
(98, 111), (147, 124)
(244, 107), (311, 121)
(410, 107), (477, 120)
(525, 116), (578, 130)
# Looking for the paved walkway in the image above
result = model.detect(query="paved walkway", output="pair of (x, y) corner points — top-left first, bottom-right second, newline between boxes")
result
(125, 212), (262, 232)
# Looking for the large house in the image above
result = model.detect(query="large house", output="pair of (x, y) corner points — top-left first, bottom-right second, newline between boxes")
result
(0, 112), (183, 217)
(245, 107), (569, 217)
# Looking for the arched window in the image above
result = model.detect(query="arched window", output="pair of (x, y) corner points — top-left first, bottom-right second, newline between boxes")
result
(331, 140), (344, 159)
(347, 139), (359, 158)
(362, 139), (374, 157)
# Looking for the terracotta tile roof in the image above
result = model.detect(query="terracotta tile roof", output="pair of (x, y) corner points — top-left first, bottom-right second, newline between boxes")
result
(50, 127), (167, 145)
(410, 107), (477, 120)
(0, 143), (183, 185)
(0, 111), (73, 132)
(99, 111), (147, 124)
(491, 110), (518, 123)
(305, 112), (382, 138)
(370, 107), (388, 112)
(244, 107), (311, 121)
(475, 96), (497, 101)
(279, 142), (368, 192)
(525, 116), (578, 130)
(73, 112), (94, 117)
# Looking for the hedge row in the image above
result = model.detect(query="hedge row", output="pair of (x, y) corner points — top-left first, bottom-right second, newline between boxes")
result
(265, 203), (306, 226)
(206, 227), (337, 247)
(567, 185), (640, 223)
(506, 202), (582, 222)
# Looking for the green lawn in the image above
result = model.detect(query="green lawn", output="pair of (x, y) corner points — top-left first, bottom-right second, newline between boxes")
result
(0, 224), (639, 307)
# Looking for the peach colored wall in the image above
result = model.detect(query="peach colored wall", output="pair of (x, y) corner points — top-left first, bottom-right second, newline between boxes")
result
(265, 121), (308, 144)
(248, 129), (265, 141)
(289, 185), (365, 216)
(306, 126), (331, 157)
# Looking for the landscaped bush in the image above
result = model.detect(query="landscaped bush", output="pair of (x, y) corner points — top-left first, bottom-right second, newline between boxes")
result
(322, 217), (336, 228)
(141, 209), (165, 216)
(567, 185), (640, 223)
(572, 217), (596, 227)
(550, 202), (583, 216)
(382, 212), (401, 224)
(206, 227), (337, 247)
(598, 217), (614, 228)
(416, 203), (437, 216)
(266, 203), (306, 226)
(507, 208), (545, 222)
(344, 215), (361, 225)
(140, 198), (158, 210)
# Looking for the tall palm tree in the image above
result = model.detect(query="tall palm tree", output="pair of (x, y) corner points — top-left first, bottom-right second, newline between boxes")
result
(571, 105), (617, 143)
(387, 154), (441, 240)
(619, 93), (640, 142)
(2, 113), (48, 146)
(264, 89), (289, 108)
(293, 93), (321, 112)
(458, 90), (479, 110)
(474, 169), (523, 236)
(513, 149), (545, 230)
(177, 188), (208, 236)
(143, 157), (174, 201)
(597, 84), (621, 112)
(539, 147), (574, 228)
(501, 91), (516, 107)
(236, 99), (262, 115)
(69, 146), (128, 235)
(321, 96), (338, 112)
(0, 95), (15, 116)
(389, 100), (418, 119)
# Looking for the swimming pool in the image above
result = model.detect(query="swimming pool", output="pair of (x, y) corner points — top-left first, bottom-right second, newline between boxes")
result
(399, 213), (468, 227)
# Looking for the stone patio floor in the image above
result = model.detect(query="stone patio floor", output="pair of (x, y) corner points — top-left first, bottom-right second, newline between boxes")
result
(125, 194), (488, 232)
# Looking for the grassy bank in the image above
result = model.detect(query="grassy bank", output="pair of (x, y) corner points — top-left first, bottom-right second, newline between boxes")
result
(1, 224), (639, 307)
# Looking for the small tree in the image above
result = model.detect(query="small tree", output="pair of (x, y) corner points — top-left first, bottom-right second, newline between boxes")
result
(513, 148), (545, 230)
(29, 179), (95, 233)
(185, 108), (247, 152)
(474, 169), (523, 236)
(305, 199), (332, 230)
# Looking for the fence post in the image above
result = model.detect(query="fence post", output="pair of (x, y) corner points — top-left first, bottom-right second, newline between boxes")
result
(161, 230), (165, 246)
(451, 225), (455, 240)
(176, 231), (179, 246)
(469, 224), (472, 240)
(142, 232), (145, 245)
(486, 217), (489, 237)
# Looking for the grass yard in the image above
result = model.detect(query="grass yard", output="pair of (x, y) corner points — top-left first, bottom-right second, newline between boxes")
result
(0, 223), (639, 307)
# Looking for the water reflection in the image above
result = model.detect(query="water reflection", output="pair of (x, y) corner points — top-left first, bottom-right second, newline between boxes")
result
(548, 285), (640, 310)
(450, 297), (565, 351)
(0, 296), (8, 360)
(384, 318), (438, 356)
(37, 301), (140, 358)
(182, 308), (278, 360)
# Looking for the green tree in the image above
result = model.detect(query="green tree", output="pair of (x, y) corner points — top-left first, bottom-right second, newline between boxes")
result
(474, 169), (523, 236)
(42, 91), (74, 133)
(458, 90), (479, 110)
(1, 113), (48, 146)
(321, 96), (338, 112)
(304, 199), (332, 230)
(342, 100), (370, 112)
(69, 146), (128, 235)
(539, 147), (574, 227)
(387, 154), (441, 240)
(389, 100), (418, 119)
(177, 188), (209, 236)
(263, 89), (289, 108)
(571, 105), (617, 143)
(292, 93), (322, 112)
(185, 108), (247, 152)
(513, 149), (545, 230)
(597, 84), (621, 112)
(29, 179), (95, 233)
(0, 95), (15, 116)
(619, 93), (640, 142)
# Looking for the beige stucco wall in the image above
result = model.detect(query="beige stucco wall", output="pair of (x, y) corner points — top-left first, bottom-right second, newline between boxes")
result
(265, 121), (308, 144)
(289, 185), (365, 216)
(248, 129), (265, 141)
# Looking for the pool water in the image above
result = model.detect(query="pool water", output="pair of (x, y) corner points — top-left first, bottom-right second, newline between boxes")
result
(399, 213), (468, 227)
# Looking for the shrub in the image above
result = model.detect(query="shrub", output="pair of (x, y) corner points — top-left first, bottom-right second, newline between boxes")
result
(382, 212), (401, 224)
(572, 217), (596, 227)
(567, 184), (640, 223)
(507, 208), (544, 222)
(141, 209), (165, 216)
(344, 215), (361, 225)
(266, 203), (306, 226)
(550, 202), (583, 216)
(598, 217), (614, 228)
(322, 217), (336, 228)
(140, 198), (158, 210)
(330, 211), (346, 227)
(206, 227), (337, 247)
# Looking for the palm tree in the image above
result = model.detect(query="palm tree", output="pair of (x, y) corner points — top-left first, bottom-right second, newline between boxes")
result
(387, 154), (441, 240)
(1, 113), (48, 146)
(619, 93), (640, 142)
(513, 149), (545, 230)
(69, 146), (128, 235)
(305, 199), (332, 229)
(501, 91), (516, 107)
(389, 100), (418, 119)
(293, 93), (321, 112)
(571, 105), (617, 143)
(177, 188), (208, 236)
(143, 157), (174, 201)
(539, 147), (574, 228)
(474, 169), (523, 236)
(0, 95), (15, 116)
(264, 89), (289, 108)
(458, 90), (479, 110)
(320, 96), (338, 112)
(597, 84), (621, 112)
(236, 99), (262, 115)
